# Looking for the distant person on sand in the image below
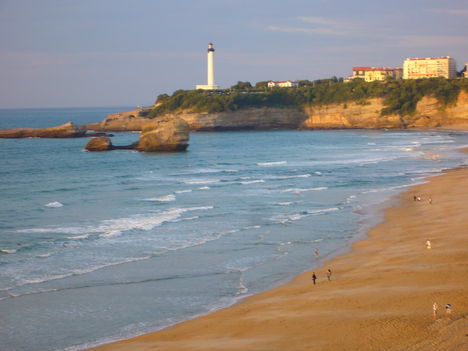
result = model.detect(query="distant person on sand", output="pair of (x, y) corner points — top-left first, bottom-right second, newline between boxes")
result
(432, 302), (438, 318)
(327, 269), (332, 281)
(312, 272), (317, 285)
(426, 240), (431, 249)
(314, 248), (319, 258)
(413, 195), (417, 201)
(429, 197), (432, 204)
(445, 304), (452, 318)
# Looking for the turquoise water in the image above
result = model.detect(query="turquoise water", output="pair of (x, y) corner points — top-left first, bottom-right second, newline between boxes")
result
(0, 108), (467, 351)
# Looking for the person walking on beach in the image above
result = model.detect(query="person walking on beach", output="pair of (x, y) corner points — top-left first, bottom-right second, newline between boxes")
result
(432, 302), (438, 319)
(426, 240), (431, 249)
(445, 304), (452, 319)
(327, 269), (332, 281)
(428, 197), (432, 204)
(314, 248), (319, 258)
(312, 272), (317, 285)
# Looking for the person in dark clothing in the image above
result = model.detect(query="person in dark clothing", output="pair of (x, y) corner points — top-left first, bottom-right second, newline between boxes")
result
(312, 272), (317, 285)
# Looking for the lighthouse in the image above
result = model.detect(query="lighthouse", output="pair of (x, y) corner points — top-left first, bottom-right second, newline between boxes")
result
(196, 43), (219, 90)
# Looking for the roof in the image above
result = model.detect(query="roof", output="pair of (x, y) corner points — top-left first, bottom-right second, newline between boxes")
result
(405, 56), (451, 61)
(353, 67), (402, 72)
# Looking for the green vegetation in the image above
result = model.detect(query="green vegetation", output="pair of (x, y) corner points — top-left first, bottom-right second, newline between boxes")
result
(149, 78), (468, 118)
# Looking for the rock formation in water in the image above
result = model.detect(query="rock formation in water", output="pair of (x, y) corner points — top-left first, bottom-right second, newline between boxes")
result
(0, 122), (87, 138)
(85, 115), (189, 152)
(136, 115), (189, 152)
(85, 136), (115, 151)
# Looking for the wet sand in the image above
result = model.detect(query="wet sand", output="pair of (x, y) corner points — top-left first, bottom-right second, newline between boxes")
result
(92, 166), (468, 351)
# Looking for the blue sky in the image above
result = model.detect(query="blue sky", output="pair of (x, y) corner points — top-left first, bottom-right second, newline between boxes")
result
(0, 0), (467, 108)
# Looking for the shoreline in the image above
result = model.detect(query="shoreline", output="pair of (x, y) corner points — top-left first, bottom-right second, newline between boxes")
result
(91, 160), (468, 350)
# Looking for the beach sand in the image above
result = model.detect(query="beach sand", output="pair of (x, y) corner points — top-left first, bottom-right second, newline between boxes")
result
(92, 166), (468, 351)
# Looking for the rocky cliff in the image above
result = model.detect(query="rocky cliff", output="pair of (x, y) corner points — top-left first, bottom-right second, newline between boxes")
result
(302, 91), (468, 129)
(93, 91), (468, 132)
(88, 108), (152, 131)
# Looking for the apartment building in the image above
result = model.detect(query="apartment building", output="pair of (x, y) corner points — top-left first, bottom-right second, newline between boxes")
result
(403, 56), (456, 79)
(350, 67), (403, 82)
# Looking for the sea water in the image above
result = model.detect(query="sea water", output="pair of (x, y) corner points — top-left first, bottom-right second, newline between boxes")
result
(0, 108), (466, 351)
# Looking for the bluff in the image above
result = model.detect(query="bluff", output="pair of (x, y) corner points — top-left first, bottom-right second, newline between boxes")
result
(92, 91), (468, 132)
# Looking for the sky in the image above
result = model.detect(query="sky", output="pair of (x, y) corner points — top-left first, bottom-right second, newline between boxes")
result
(0, 0), (467, 108)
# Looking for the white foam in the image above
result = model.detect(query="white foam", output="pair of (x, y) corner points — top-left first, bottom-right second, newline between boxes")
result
(12, 256), (153, 289)
(240, 179), (265, 185)
(345, 195), (357, 203)
(18, 206), (214, 238)
(314, 171), (322, 175)
(257, 161), (287, 166)
(280, 187), (328, 194)
(45, 201), (64, 208)
(0, 249), (16, 254)
(276, 202), (294, 206)
(243, 225), (261, 230)
(184, 179), (219, 185)
(145, 194), (176, 202)
(199, 186), (210, 190)
(362, 183), (414, 194)
(175, 189), (192, 194)
(272, 207), (339, 224)
(66, 234), (90, 240)
(270, 174), (311, 180)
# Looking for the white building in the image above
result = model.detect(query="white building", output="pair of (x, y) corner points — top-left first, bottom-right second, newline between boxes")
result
(403, 56), (457, 79)
(267, 80), (299, 88)
(196, 43), (219, 90)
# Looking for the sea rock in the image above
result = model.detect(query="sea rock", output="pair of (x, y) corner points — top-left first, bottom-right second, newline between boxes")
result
(85, 136), (114, 151)
(136, 115), (189, 152)
(0, 122), (86, 138)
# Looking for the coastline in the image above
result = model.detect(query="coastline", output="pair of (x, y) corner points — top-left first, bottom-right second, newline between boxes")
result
(91, 159), (468, 350)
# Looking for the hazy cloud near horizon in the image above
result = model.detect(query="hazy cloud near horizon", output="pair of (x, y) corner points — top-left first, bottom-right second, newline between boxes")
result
(0, 0), (467, 108)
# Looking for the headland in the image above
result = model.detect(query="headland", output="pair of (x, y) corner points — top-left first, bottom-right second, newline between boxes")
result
(91, 154), (468, 351)
(90, 79), (468, 132)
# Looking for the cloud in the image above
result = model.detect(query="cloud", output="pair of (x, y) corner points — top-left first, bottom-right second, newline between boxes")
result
(426, 8), (468, 16)
(266, 16), (358, 37)
(392, 35), (468, 48)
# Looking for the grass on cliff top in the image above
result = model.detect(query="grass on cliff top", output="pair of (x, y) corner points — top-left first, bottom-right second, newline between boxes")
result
(148, 78), (468, 118)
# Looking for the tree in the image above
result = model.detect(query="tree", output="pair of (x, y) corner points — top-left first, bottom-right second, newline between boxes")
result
(230, 81), (253, 91)
(155, 93), (170, 105)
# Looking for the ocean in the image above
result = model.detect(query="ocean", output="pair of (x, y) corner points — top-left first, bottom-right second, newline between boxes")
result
(0, 107), (466, 351)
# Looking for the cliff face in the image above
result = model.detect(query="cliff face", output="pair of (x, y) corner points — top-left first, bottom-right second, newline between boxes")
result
(302, 99), (402, 129)
(176, 107), (307, 131)
(301, 90), (468, 129)
(94, 91), (468, 132)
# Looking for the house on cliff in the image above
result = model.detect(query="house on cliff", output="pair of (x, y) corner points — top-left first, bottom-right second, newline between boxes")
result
(267, 80), (299, 88)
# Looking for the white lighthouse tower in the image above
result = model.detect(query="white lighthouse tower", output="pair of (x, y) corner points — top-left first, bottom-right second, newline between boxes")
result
(196, 43), (219, 90)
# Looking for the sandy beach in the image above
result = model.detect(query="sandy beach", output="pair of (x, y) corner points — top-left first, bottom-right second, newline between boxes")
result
(92, 164), (468, 351)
